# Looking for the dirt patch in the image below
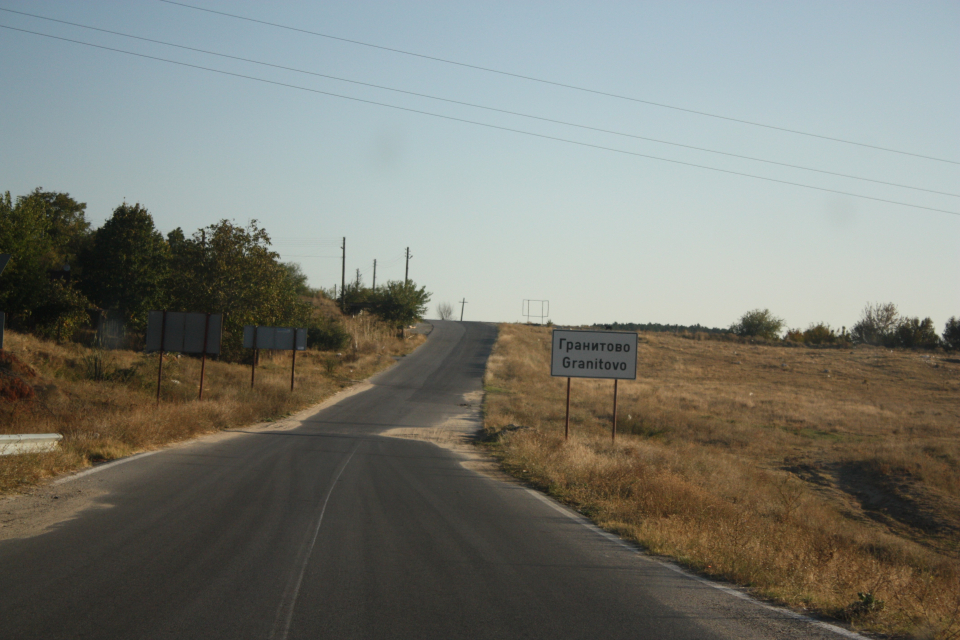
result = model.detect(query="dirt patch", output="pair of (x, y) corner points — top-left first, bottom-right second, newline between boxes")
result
(0, 483), (110, 542)
(382, 390), (508, 480)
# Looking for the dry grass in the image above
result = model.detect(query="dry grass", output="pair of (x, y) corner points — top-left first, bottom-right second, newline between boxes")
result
(0, 322), (424, 493)
(483, 324), (960, 639)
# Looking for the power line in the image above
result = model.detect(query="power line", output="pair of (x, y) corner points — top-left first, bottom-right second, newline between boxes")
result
(156, 0), (960, 166)
(4, 7), (952, 198)
(2, 24), (957, 218)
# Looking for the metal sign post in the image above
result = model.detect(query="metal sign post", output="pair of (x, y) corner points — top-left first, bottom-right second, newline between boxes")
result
(612, 379), (619, 442)
(251, 326), (259, 388)
(550, 329), (638, 442)
(145, 311), (223, 403)
(522, 299), (550, 325)
(0, 254), (10, 352)
(290, 348), (296, 391)
(243, 325), (307, 392)
(156, 311), (167, 404)
(198, 313), (210, 400)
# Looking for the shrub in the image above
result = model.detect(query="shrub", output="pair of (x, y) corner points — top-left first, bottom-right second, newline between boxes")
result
(0, 375), (35, 402)
(803, 322), (840, 345)
(730, 309), (784, 340)
(851, 302), (899, 346)
(30, 281), (91, 342)
(307, 317), (351, 351)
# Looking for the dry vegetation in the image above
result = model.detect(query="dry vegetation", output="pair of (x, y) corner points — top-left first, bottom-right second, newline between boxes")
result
(483, 323), (960, 639)
(0, 315), (423, 493)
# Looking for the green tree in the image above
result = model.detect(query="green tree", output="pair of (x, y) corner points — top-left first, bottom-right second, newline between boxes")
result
(340, 280), (371, 315)
(281, 262), (313, 297)
(0, 189), (90, 328)
(943, 317), (960, 351)
(79, 203), (169, 331)
(369, 280), (431, 333)
(165, 219), (310, 358)
(25, 187), (91, 264)
(730, 309), (784, 340)
(893, 317), (939, 349)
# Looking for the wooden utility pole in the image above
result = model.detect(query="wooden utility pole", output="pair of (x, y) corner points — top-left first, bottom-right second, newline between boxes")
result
(404, 247), (411, 284)
(372, 259), (377, 290)
(355, 268), (361, 286)
(340, 237), (346, 312)
(459, 298), (467, 321)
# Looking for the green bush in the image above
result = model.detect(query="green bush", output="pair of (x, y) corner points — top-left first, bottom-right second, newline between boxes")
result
(893, 317), (940, 349)
(730, 309), (784, 340)
(307, 317), (350, 351)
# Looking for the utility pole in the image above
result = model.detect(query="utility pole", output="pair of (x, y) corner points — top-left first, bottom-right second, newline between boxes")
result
(459, 298), (467, 321)
(404, 247), (412, 285)
(340, 237), (346, 312)
(355, 268), (361, 286)
(372, 259), (377, 290)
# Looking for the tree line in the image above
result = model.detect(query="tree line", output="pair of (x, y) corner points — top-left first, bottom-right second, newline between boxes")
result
(730, 306), (959, 350)
(0, 188), (430, 359)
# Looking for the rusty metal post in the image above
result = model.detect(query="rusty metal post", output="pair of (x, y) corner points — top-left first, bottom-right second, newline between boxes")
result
(156, 311), (167, 405)
(612, 378), (619, 442)
(251, 326), (258, 388)
(290, 347), (297, 392)
(198, 313), (210, 400)
(564, 377), (571, 441)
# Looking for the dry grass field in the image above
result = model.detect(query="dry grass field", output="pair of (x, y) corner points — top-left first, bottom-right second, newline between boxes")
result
(483, 323), (960, 639)
(0, 315), (424, 494)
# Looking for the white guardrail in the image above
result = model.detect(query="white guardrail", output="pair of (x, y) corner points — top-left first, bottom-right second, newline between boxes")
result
(0, 434), (63, 456)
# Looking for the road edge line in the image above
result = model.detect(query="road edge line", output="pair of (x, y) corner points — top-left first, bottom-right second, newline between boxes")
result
(520, 484), (872, 640)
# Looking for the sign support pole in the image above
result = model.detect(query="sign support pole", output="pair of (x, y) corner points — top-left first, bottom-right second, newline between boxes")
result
(290, 348), (297, 392)
(564, 377), (571, 441)
(251, 326), (258, 388)
(198, 313), (210, 400)
(156, 311), (167, 405)
(612, 379), (619, 442)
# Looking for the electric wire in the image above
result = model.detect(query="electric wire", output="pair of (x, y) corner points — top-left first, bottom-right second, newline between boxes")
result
(156, 0), (960, 166)
(3, 8), (953, 198)
(2, 23), (957, 217)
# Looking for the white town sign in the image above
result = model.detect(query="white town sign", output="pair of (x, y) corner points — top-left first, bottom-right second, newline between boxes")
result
(550, 329), (638, 380)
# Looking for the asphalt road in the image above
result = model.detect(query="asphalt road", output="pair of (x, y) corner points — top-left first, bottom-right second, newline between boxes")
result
(0, 321), (864, 640)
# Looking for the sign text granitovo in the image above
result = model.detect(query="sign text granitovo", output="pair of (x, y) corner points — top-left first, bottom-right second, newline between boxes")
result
(550, 329), (637, 380)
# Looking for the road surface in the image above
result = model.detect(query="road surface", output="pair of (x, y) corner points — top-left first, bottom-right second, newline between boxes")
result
(0, 321), (864, 639)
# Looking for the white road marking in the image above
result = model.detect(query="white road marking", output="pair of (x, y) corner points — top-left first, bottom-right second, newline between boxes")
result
(521, 485), (871, 640)
(52, 451), (160, 485)
(269, 442), (360, 640)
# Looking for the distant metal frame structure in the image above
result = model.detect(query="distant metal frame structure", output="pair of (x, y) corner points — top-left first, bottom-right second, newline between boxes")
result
(522, 299), (550, 325)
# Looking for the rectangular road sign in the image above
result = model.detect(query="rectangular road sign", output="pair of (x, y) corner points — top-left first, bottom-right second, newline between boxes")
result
(242, 326), (307, 351)
(145, 311), (222, 354)
(551, 329), (637, 380)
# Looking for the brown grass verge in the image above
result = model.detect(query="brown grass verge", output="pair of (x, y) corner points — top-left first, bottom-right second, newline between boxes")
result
(482, 323), (960, 639)
(0, 319), (424, 493)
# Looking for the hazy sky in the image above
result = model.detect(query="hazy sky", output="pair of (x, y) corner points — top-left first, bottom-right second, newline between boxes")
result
(2, 1), (957, 329)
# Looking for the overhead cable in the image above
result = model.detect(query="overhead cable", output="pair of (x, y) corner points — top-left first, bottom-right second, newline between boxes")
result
(3, 8), (952, 198)
(2, 24), (956, 217)
(155, 0), (960, 165)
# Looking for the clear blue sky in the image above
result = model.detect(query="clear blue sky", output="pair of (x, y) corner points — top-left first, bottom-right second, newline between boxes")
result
(2, 1), (957, 329)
